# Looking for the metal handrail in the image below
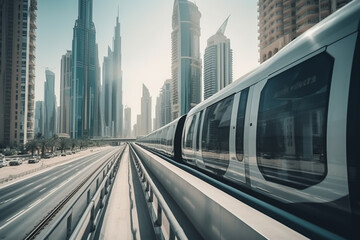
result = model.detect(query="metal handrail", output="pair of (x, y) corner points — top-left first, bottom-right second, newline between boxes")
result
(129, 144), (187, 240)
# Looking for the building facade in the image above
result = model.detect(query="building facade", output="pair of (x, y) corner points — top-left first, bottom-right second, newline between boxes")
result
(71, 0), (96, 139)
(44, 69), (56, 139)
(60, 50), (71, 135)
(124, 106), (131, 138)
(204, 17), (233, 100)
(102, 15), (123, 138)
(34, 100), (44, 136)
(140, 84), (151, 136)
(171, 0), (201, 120)
(0, 0), (37, 146)
(258, 0), (352, 63)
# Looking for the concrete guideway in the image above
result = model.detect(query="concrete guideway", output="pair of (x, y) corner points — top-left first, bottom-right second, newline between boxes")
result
(99, 144), (201, 240)
(99, 145), (156, 239)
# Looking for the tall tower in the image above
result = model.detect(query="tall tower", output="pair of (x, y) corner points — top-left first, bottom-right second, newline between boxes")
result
(171, 0), (201, 120)
(44, 70), (56, 139)
(204, 17), (233, 100)
(71, 0), (96, 139)
(124, 106), (131, 138)
(60, 50), (72, 135)
(0, 0), (37, 146)
(102, 15), (123, 138)
(112, 14), (123, 138)
(141, 84), (152, 136)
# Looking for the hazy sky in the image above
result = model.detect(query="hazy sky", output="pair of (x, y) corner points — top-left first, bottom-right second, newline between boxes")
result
(35, 0), (259, 127)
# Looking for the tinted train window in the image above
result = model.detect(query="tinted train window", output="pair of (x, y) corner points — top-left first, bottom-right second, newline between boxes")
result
(195, 111), (203, 151)
(202, 95), (234, 172)
(257, 52), (333, 189)
(236, 88), (249, 161)
(183, 115), (195, 149)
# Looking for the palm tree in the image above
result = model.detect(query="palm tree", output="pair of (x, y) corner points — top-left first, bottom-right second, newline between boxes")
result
(25, 139), (38, 156)
(59, 137), (70, 153)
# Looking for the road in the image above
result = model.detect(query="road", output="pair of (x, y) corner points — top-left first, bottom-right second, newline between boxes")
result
(0, 146), (122, 240)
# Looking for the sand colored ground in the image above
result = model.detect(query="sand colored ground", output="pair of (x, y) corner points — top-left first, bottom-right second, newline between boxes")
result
(0, 146), (112, 185)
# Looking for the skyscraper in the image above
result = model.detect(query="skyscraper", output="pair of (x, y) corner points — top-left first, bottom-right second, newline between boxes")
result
(171, 0), (201, 120)
(44, 69), (56, 139)
(102, 15), (123, 138)
(141, 84), (152, 136)
(204, 17), (233, 100)
(0, 0), (37, 146)
(124, 106), (131, 138)
(71, 0), (96, 139)
(34, 101), (44, 136)
(258, 0), (352, 63)
(93, 44), (102, 137)
(60, 50), (72, 135)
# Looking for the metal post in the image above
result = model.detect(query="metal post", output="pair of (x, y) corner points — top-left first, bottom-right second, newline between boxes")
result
(156, 205), (162, 226)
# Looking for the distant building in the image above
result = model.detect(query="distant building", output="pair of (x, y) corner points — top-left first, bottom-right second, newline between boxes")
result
(34, 101), (44, 136)
(44, 70), (56, 138)
(171, 0), (201, 120)
(154, 95), (161, 131)
(93, 44), (102, 137)
(71, 0), (97, 138)
(141, 85), (151, 135)
(258, 0), (352, 63)
(60, 50), (72, 135)
(56, 106), (61, 134)
(204, 17), (232, 100)
(0, 0), (38, 146)
(102, 15), (123, 138)
(124, 107), (131, 138)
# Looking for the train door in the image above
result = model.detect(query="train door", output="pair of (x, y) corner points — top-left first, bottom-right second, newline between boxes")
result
(248, 42), (355, 205)
(224, 88), (251, 184)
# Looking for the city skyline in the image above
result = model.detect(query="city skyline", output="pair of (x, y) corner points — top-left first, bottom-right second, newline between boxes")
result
(35, 0), (259, 128)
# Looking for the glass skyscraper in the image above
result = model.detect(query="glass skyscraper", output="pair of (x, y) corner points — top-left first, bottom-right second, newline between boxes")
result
(44, 69), (56, 139)
(171, 0), (201, 120)
(204, 17), (233, 100)
(102, 15), (123, 138)
(71, 0), (97, 139)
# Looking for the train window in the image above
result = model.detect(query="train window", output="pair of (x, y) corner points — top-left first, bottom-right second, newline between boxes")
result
(183, 115), (196, 149)
(257, 52), (333, 189)
(202, 95), (234, 172)
(195, 111), (203, 151)
(236, 88), (249, 161)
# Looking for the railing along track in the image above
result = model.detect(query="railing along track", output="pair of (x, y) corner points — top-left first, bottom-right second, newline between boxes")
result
(24, 148), (122, 240)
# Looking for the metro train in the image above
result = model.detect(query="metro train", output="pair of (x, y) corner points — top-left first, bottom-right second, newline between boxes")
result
(137, 1), (360, 238)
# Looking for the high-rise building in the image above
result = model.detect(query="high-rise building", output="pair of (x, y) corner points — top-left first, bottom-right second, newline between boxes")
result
(155, 79), (172, 130)
(71, 0), (97, 139)
(0, 0), (37, 146)
(154, 96), (161, 131)
(56, 106), (60, 134)
(93, 44), (102, 137)
(102, 15), (123, 138)
(34, 101), (44, 136)
(204, 17), (233, 100)
(60, 50), (72, 135)
(141, 84), (152, 136)
(124, 106), (131, 138)
(44, 69), (56, 138)
(161, 79), (172, 126)
(171, 0), (201, 120)
(258, 0), (352, 63)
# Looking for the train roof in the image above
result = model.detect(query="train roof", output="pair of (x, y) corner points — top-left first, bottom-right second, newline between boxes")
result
(188, 0), (360, 116)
